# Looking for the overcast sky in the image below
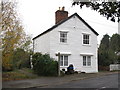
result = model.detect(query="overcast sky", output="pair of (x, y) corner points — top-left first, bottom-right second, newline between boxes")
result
(17, 0), (118, 44)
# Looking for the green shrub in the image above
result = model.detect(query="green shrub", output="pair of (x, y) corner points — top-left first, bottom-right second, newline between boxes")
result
(12, 48), (31, 69)
(32, 53), (58, 76)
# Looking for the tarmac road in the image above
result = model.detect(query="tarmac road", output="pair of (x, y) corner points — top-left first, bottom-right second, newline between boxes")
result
(39, 73), (119, 89)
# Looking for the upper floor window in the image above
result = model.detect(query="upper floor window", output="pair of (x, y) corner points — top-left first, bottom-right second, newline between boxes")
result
(83, 34), (90, 45)
(60, 32), (67, 43)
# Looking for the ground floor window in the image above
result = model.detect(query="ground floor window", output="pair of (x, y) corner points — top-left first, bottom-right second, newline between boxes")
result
(83, 56), (91, 66)
(60, 55), (68, 66)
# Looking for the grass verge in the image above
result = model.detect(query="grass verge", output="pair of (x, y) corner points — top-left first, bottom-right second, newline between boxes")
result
(2, 68), (38, 81)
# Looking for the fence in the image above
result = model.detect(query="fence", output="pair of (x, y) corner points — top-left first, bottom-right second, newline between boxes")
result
(109, 64), (120, 71)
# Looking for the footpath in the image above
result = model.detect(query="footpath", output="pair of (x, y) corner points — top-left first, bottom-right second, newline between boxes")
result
(2, 71), (118, 88)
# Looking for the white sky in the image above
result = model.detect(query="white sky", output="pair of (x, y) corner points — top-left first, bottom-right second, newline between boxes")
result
(17, 0), (118, 44)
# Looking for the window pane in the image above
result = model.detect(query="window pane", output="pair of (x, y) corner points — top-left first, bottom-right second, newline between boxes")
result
(64, 56), (68, 66)
(86, 40), (89, 44)
(87, 35), (89, 39)
(87, 56), (91, 66)
(86, 35), (89, 39)
(83, 35), (86, 39)
(61, 33), (64, 37)
(83, 56), (86, 66)
(64, 39), (67, 43)
(60, 32), (67, 43)
(60, 56), (63, 66)
(83, 34), (89, 44)
(60, 38), (65, 42)
(83, 56), (86, 60)
(83, 40), (86, 44)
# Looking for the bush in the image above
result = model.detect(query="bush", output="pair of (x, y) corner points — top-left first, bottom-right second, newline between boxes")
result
(32, 53), (58, 76)
(98, 65), (109, 71)
(12, 48), (31, 69)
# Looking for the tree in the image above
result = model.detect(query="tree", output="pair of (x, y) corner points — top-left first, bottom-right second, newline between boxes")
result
(19, 34), (32, 52)
(99, 34), (110, 51)
(98, 34), (120, 67)
(109, 34), (120, 52)
(98, 34), (110, 66)
(1, 0), (25, 71)
(72, 0), (120, 22)
(109, 34), (120, 63)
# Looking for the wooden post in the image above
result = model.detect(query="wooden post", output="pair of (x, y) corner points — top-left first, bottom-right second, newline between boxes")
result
(30, 55), (33, 69)
(58, 52), (60, 76)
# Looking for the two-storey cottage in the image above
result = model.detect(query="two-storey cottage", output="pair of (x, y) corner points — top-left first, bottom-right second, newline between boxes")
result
(33, 7), (99, 73)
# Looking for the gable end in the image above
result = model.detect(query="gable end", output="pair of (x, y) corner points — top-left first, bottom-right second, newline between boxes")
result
(74, 13), (99, 36)
(33, 13), (99, 40)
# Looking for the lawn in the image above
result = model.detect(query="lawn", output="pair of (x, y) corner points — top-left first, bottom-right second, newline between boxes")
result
(2, 68), (38, 81)
(2, 69), (119, 81)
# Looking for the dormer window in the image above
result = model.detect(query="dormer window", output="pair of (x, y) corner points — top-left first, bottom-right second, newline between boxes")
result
(83, 34), (90, 45)
(60, 32), (67, 43)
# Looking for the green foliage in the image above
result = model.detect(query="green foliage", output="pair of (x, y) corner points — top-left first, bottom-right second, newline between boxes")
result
(1, 0), (32, 71)
(12, 48), (31, 69)
(108, 49), (117, 63)
(98, 51), (109, 66)
(99, 34), (110, 51)
(20, 35), (32, 52)
(32, 53), (58, 76)
(98, 34), (120, 67)
(110, 34), (120, 64)
(109, 34), (120, 52)
(98, 34), (110, 66)
(1, 1), (23, 71)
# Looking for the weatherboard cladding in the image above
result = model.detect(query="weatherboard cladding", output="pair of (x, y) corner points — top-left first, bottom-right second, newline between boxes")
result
(33, 13), (99, 40)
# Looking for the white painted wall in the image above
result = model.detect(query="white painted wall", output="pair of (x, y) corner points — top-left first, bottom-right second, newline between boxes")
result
(49, 16), (98, 73)
(33, 15), (98, 73)
(33, 32), (50, 54)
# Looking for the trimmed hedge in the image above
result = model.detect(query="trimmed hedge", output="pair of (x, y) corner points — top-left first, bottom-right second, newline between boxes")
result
(32, 53), (58, 76)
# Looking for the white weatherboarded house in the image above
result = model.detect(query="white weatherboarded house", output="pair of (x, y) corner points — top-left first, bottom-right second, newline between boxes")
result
(33, 7), (99, 73)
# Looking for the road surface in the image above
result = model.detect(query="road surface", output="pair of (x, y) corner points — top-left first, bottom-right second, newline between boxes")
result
(39, 73), (119, 89)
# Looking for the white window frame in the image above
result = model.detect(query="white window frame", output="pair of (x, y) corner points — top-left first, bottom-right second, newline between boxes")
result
(60, 32), (67, 43)
(60, 55), (68, 66)
(82, 34), (90, 45)
(83, 56), (91, 66)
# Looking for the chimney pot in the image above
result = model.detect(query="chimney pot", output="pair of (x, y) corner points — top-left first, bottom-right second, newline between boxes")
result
(59, 7), (60, 10)
(62, 6), (65, 11)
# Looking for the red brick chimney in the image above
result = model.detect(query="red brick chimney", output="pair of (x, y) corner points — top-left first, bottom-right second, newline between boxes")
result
(55, 7), (68, 24)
